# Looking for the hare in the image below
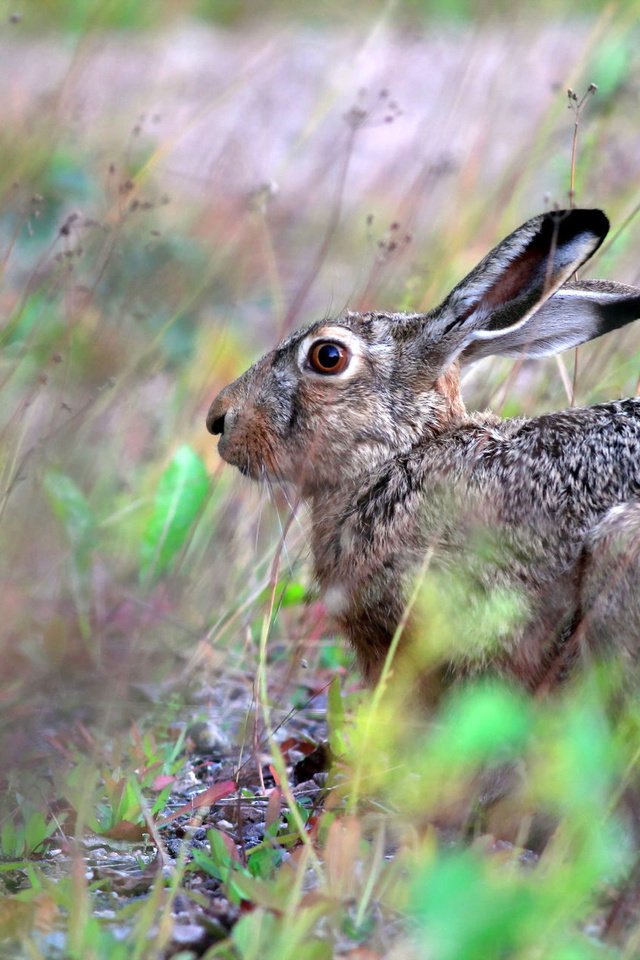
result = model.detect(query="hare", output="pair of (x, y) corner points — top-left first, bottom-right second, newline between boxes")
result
(207, 209), (640, 695)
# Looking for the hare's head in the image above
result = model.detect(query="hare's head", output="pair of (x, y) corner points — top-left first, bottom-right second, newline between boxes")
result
(206, 312), (467, 495)
(207, 209), (637, 497)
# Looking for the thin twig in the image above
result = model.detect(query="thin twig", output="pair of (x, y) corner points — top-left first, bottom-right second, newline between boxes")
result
(567, 83), (597, 210)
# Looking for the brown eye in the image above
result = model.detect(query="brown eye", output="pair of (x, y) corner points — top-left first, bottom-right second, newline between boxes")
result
(308, 341), (350, 375)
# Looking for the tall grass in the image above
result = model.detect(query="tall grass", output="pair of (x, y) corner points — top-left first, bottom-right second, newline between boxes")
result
(1, 5), (640, 958)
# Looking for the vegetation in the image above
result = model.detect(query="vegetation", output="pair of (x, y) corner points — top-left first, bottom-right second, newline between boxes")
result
(1, 2), (640, 958)
(8, 0), (640, 30)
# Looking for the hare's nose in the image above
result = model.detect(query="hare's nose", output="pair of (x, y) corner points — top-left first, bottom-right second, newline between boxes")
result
(206, 394), (229, 435)
(208, 412), (226, 435)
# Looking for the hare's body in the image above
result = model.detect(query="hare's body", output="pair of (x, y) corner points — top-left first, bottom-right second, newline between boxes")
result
(207, 209), (640, 692)
(312, 394), (640, 686)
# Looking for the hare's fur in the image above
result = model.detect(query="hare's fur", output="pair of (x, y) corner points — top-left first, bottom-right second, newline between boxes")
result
(207, 209), (640, 691)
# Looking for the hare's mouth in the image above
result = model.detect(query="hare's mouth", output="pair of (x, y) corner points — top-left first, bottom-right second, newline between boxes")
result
(218, 443), (255, 479)
(219, 441), (275, 483)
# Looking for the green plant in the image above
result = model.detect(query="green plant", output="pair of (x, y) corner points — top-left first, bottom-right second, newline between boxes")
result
(0, 807), (61, 859)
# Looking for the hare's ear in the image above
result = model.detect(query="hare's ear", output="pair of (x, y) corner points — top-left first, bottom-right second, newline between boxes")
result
(424, 209), (611, 368)
(460, 279), (640, 362)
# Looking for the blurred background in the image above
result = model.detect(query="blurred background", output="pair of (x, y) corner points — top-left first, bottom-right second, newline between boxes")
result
(1, 1), (640, 955)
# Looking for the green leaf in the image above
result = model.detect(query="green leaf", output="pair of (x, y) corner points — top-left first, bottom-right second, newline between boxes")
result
(246, 843), (283, 880)
(590, 37), (631, 99)
(111, 777), (142, 825)
(43, 469), (96, 559)
(232, 909), (278, 960)
(258, 579), (307, 610)
(23, 810), (57, 855)
(43, 469), (96, 636)
(140, 445), (210, 582)
(1, 819), (21, 858)
(410, 850), (531, 960)
(432, 682), (531, 765)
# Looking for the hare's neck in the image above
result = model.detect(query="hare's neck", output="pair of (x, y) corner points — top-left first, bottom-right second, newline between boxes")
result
(309, 479), (361, 582)
(431, 366), (467, 428)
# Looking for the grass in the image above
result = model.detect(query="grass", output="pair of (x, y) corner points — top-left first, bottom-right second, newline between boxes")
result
(1, 4), (640, 959)
(8, 0), (640, 31)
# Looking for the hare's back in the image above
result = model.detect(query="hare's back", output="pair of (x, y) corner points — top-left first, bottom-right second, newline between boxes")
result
(473, 398), (640, 530)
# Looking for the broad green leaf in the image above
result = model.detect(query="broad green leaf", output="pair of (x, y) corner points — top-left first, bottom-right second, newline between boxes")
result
(432, 682), (531, 765)
(43, 470), (95, 558)
(246, 843), (283, 880)
(410, 851), (531, 960)
(140, 445), (210, 582)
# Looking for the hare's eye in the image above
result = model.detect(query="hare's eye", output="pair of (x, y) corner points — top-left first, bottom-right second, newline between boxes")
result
(308, 341), (350, 375)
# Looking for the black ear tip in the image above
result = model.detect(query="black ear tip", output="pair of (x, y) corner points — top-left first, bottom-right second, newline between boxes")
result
(577, 207), (609, 237)
(542, 208), (609, 250)
(561, 207), (609, 239)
